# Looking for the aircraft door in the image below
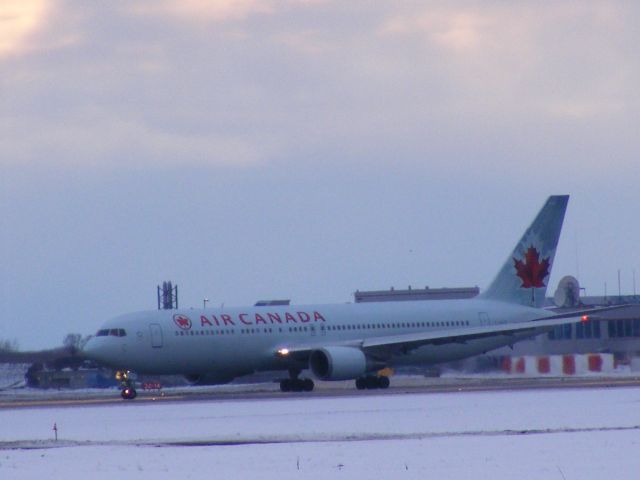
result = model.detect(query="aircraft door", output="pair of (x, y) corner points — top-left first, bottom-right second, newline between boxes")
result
(478, 312), (490, 326)
(149, 323), (163, 348)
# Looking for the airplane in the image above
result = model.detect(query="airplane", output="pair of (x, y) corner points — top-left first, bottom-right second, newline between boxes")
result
(84, 195), (613, 400)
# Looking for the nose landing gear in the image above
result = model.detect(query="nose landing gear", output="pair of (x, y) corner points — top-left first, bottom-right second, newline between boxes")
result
(116, 371), (137, 400)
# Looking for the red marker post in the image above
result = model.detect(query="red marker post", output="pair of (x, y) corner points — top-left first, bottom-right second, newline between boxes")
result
(53, 423), (58, 442)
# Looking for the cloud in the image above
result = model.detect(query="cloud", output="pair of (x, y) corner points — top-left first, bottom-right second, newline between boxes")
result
(378, 3), (637, 121)
(0, 0), (49, 57)
(0, 1), (638, 174)
(124, 0), (275, 23)
(1, 114), (274, 169)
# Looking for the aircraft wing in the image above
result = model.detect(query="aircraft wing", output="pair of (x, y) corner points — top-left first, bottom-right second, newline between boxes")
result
(362, 311), (601, 355)
(277, 305), (629, 360)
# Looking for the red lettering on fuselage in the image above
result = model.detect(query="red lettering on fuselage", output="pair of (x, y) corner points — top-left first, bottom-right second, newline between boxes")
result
(176, 310), (326, 330)
(221, 314), (235, 326)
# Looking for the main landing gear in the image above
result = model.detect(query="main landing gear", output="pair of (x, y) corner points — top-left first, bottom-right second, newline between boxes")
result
(355, 375), (390, 390)
(279, 369), (314, 392)
(116, 370), (137, 400)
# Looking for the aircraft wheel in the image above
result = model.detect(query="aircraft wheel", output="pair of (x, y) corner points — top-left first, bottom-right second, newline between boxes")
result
(121, 387), (137, 400)
(302, 378), (314, 392)
(355, 377), (366, 390)
(279, 379), (292, 392)
(365, 376), (379, 389)
(378, 376), (390, 389)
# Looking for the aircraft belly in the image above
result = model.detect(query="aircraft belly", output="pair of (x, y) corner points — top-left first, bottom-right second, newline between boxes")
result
(122, 336), (239, 374)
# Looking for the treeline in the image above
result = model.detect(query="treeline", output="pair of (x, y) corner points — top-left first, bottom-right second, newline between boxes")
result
(0, 333), (91, 354)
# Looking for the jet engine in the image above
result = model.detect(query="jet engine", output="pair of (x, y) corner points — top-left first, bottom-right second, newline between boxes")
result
(309, 346), (371, 381)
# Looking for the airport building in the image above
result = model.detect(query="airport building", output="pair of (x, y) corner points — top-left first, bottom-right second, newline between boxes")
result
(354, 286), (480, 303)
(498, 296), (640, 358)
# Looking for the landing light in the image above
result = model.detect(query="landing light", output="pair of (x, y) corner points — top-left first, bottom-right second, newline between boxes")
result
(277, 348), (290, 357)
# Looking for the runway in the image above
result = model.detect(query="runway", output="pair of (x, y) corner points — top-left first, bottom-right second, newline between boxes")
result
(2, 374), (640, 409)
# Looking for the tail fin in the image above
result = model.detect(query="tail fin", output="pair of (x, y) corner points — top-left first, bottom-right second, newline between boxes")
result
(481, 195), (569, 307)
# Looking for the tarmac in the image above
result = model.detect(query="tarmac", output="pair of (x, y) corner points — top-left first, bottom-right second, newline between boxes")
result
(1, 374), (640, 409)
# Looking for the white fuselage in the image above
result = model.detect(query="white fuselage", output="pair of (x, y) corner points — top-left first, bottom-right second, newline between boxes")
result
(85, 297), (549, 380)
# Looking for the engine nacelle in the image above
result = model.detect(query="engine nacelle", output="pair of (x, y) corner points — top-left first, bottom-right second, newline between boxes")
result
(309, 346), (368, 381)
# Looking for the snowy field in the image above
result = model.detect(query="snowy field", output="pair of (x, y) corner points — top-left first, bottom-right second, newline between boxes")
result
(1, 387), (639, 479)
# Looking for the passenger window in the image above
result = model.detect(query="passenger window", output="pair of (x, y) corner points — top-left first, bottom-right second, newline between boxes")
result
(625, 319), (633, 337)
(634, 319), (640, 337)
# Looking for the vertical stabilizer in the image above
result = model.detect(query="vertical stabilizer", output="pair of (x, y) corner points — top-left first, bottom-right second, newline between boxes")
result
(481, 195), (569, 307)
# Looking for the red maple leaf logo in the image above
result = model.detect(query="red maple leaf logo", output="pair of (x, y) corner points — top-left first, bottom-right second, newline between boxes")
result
(173, 314), (192, 330)
(513, 246), (550, 288)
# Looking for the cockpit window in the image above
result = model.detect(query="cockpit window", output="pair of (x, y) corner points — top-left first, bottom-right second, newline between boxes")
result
(97, 328), (126, 337)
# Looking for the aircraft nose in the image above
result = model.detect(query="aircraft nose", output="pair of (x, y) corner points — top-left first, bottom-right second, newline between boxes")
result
(83, 337), (110, 364)
(82, 337), (98, 358)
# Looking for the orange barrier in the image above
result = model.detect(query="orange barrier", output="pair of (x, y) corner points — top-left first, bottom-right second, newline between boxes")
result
(588, 354), (603, 372)
(562, 355), (576, 375)
(502, 354), (614, 375)
(537, 356), (550, 374)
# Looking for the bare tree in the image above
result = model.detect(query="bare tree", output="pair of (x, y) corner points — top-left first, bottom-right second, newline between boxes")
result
(62, 334), (90, 352)
(0, 339), (19, 352)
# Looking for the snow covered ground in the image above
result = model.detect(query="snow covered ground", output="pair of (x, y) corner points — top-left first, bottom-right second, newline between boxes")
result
(1, 386), (639, 479)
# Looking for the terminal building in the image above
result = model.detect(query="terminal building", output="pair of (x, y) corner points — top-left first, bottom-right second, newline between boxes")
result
(354, 286), (480, 303)
(504, 295), (640, 359)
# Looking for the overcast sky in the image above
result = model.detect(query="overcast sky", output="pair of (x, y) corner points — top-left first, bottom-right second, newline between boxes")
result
(1, 1), (639, 349)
